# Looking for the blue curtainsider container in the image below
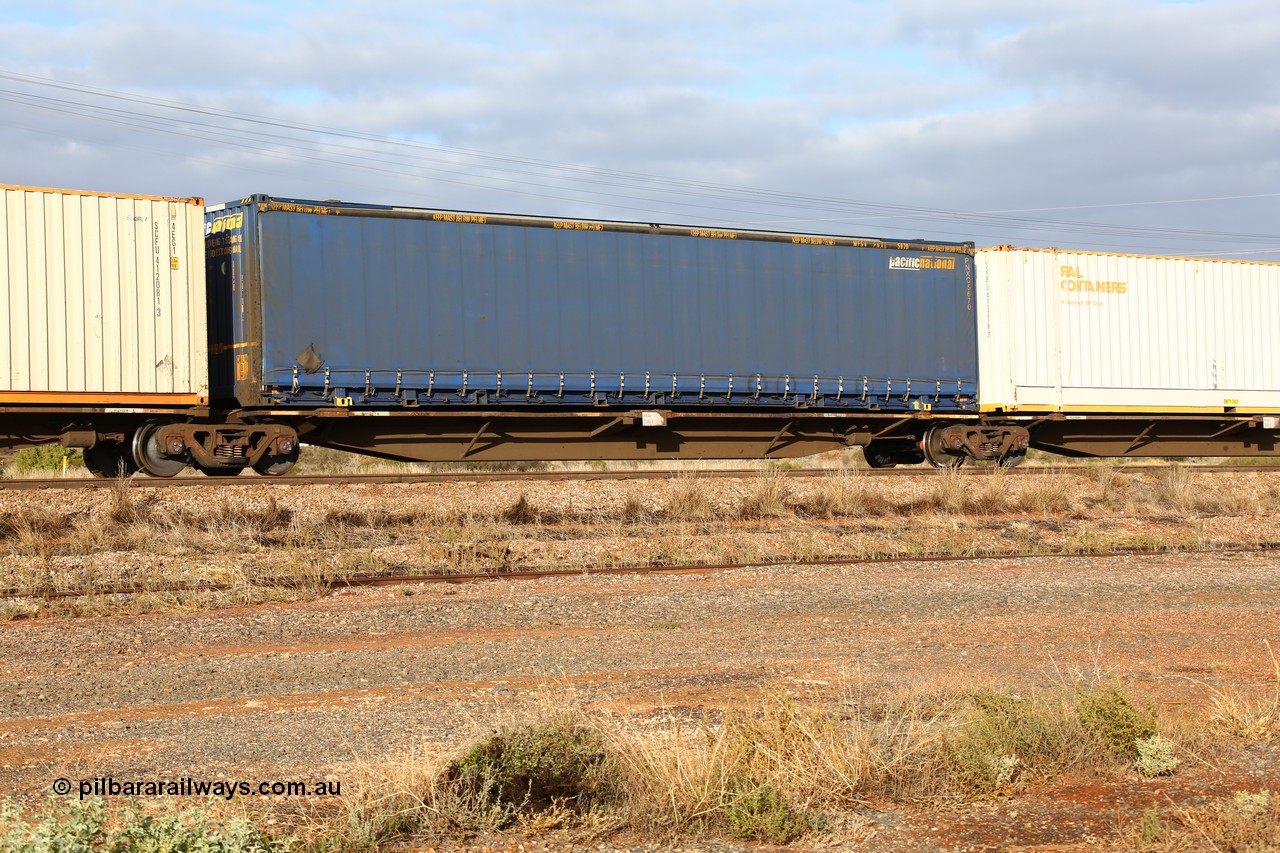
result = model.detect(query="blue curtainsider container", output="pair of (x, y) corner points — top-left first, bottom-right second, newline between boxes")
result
(205, 196), (978, 413)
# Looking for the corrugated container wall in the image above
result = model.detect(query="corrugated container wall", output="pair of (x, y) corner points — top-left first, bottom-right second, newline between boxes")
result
(976, 247), (1280, 412)
(0, 186), (208, 403)
(206, 196), (979, 413)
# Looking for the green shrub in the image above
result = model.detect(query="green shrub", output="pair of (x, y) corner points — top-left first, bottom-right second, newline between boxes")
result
(1076, 685), (1158, 759)
(723, 783), (810, 845)
(445, 721), (609, 822)
(1232, 789), (1273, 818)
(0, 795), (108, 850)
(11, 445), (84, 475)
(0, 795), (287, 852)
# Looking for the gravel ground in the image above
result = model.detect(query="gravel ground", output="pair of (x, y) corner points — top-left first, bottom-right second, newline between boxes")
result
(2, 538), (1278, 850)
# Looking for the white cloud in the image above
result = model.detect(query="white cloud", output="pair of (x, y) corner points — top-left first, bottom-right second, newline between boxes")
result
(1, 0), (1276, 256)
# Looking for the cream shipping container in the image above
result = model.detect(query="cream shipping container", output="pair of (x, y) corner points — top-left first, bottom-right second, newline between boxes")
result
(976, 247), (1280, 414)
(1, 185), (208, 405)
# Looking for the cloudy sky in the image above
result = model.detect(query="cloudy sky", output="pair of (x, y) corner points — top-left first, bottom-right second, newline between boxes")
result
(2, 0), (1278, 257)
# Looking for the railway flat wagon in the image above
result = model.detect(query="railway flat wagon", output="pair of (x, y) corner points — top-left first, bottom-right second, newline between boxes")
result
(204, 195), (1023, 466)
(976, 246), (1280, 457)
(0, 185), (210, 474)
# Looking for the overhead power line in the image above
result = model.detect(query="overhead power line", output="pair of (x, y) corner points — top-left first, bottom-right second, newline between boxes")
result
(1, 69), (1276, 254)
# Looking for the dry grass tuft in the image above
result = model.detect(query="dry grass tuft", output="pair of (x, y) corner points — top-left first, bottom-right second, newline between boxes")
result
(501, 493), (541, 525)
(903, 468), (1013, 516)
(106, 477), (157, 525)
(1084, 464), (1278, 518)
(792, 470), (890, 518)
(323, 507), (423, 529)
(0, 506), (72, 556)
(1011, 470), (1076, 515)
(174, 496), (294, 536)
(909, 468), (970, 515)
(735, 473), (792, 520)
(1132, 790), (1280, 851)
(620, 495), (652, 523)
(1205, 641), (1280, 743)
(311, 698), (618, 850)
(664, 479), (717, 521)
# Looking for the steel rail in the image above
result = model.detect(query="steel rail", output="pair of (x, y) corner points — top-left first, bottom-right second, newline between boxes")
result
(3, 463), (1279, 490)
(7, 542), (1278, 602)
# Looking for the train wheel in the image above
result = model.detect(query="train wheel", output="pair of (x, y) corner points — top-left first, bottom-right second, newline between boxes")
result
(922, 428), (966, 469)
(131, 422), (188, 478)
(84, 441), (139, 478)
(252, 443), (300, 476)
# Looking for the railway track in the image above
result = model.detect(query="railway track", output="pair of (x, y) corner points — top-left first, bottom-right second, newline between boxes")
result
(7, 541), (1278, 602)
(3, 462), (1279, 490)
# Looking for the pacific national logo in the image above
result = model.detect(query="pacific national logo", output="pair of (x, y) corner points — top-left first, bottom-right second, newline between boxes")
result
(889, 255), (956, 271)
(1060, 265), (1127, 295)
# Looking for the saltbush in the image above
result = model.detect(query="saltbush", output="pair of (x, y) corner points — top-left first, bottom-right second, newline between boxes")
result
(1134, 733), (1180, 777)
(723, 783), (810, 845)
(444, 721), (609, 822)
(1076, 685), (1158, 759)
(0, 795), (288, 852)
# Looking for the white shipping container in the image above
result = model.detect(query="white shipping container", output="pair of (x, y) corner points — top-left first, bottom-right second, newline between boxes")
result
(0, 185), (208, 403)
(976, 247), (1280, 413)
